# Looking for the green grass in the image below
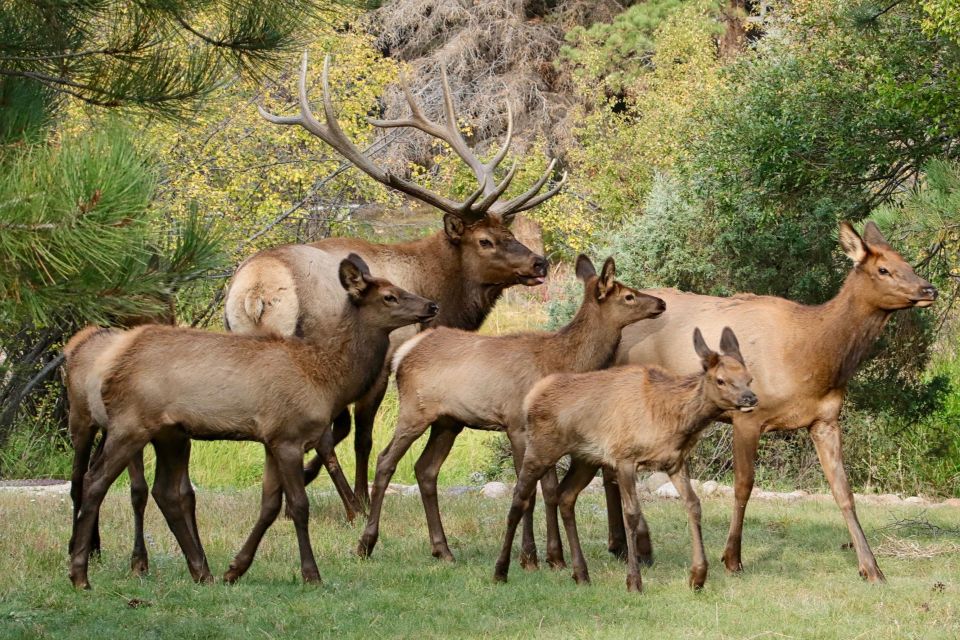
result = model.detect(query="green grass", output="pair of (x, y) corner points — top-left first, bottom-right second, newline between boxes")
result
(1, 489), (958, 639)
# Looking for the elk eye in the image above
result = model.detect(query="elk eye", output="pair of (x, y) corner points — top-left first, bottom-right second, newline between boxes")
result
(624, 294), (635, 302)
(479, 239), (494, 248)
(878, 267), (889, 276)
(716, 378), (725, 386)
(384, 294), (398, 304)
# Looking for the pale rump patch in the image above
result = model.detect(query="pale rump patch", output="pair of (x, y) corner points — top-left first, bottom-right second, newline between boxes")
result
(391, 330), (433, 373)
(225, 256), (299, 336)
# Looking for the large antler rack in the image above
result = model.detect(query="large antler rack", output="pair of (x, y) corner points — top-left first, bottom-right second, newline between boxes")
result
(258, 52), (566, 223)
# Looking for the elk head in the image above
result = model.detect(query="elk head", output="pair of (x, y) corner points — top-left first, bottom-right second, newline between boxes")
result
(839, 221), (937, 310)
(693, 327), (757, 413)
(339, 254), (439, 329)
(575, 255), (666, 326)
(260, 53), (560, 289)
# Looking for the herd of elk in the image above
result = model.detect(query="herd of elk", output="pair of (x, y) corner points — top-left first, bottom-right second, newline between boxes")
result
(63, 50), (940, 593)
(225, 52), (561, 511)
(65, 254), (437, 588)
(356, 255), (664, 565)
(496, 327), (756, 591)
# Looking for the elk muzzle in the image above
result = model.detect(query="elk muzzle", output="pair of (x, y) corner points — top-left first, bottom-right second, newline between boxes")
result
(737, 392), (759, 413)
(912, 284), (938, 308)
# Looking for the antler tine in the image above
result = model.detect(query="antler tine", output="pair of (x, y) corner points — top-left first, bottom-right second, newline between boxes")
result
(471, 159), (519, 215)
(491, 158), (565, 216)
(438, 64), (487, 187)
(484, 100), (514, 175)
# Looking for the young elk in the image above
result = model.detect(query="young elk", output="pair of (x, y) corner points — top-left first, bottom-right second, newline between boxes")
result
(495, 328), (757, 592)
(226, 52), (563, 511)
(64, 254), (437, 589)
(357, 256), (666, 567)
(610, 221), (937, 582)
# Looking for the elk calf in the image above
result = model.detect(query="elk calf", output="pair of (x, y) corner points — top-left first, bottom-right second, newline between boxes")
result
(357, 256), (665, 567)
(495, 328), (756, 592)
(64, 254), (437, 589)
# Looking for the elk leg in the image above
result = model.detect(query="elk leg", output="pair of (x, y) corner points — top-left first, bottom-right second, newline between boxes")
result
(722, 422), (760, 573)
(352, 365), (390, 505)
(617, 464), (644, 592)
(603, 467), (653, 565)
(670, 464), (707, 590)
(69, 428), (144, 589)
(68, 410), (95, 557)
(357, 418), (429, 558)
(86, 435), (106, 558)
(303, 409), (351, 486)
(506, 428), (538, 569)
(177, 439), (202, 560)
(809, 420), (884, 583)
(558, 459), (600, 585)
(151, 435), (212, 584)
(128, 449), (150, 575)
(225, 450), (282, 583)
(414, 423), (463, 562)
(493, 458), (551, 582)
(540, 466), (566, 569)
(274, 440), (321, 584)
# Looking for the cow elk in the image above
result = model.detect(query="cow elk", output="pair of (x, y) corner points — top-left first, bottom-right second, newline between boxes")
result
(357, 256), (666, 566)
(224, 52), (564, 510)
(495, 328), (756, 592)
(610, 221), (937, 582)
(63, 254), (437, 589)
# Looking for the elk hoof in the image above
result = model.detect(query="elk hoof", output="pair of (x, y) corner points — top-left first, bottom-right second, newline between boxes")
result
(572, 572), (590, 586)
(223, 567), (242, 584)
(608, 544), (628, 562)
(431, 547), (455, 562)
(689, 568), (707, 590)
(861, 566), (886, 584)
(639, 552), (654, 568)
(546, 555), (567, 570)
(356, 538), (375, 558)
(519, 553), (539, 571)
(302, 571), (322, 585)
(130, 556), (149, 576)
(626, 574), (643, 593)
(722, 551), (743, 574)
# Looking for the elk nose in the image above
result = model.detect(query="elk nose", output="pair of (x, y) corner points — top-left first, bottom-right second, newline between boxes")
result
(427, 302), (439, 315)
(532, 256), (548, 276)
(922, 285), (938, 300)
(740, 392), (758, 407)
(656, 299), (666, 312)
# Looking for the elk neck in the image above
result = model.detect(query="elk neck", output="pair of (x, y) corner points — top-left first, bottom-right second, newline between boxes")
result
(647, 370), (719, 438)
(410, 233), (507, 331)
(810, 269), (892, 389)
(548, 299), (624, 373)
(300, 305), (393, 409)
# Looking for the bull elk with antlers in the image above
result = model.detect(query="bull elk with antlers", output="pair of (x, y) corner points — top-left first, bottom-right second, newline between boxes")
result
(605, 221), (937, 582)
(225, 52), (565, 510)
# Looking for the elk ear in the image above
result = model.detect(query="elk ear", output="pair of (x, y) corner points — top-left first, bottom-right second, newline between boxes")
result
(719, 326), (745, 365)
(693, 328), (719, 371)
(443, 214), (465, 243)
(339, 253), (371, 302)
(597, 257), (616, 301)
(862, 220), (890, 249)
(839, 221), (869, 265)
(575, 254), (596, 282)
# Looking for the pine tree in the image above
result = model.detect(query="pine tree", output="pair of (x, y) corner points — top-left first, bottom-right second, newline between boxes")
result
(0, 1), (324, 462)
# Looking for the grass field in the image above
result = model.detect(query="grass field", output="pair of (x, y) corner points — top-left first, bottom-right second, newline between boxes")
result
(1, 488), (958, 639)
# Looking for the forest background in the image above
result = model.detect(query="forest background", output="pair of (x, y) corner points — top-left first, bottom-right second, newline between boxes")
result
(1, 0), (958, 498)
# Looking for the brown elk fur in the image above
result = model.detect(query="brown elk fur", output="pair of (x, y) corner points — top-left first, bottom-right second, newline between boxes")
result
(494, 328), (756, 592)
(356, 255), (666, 567)
(610, 221), (937, 582)
(224, 215), (548, 509)
(64, 255), (437, 589)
